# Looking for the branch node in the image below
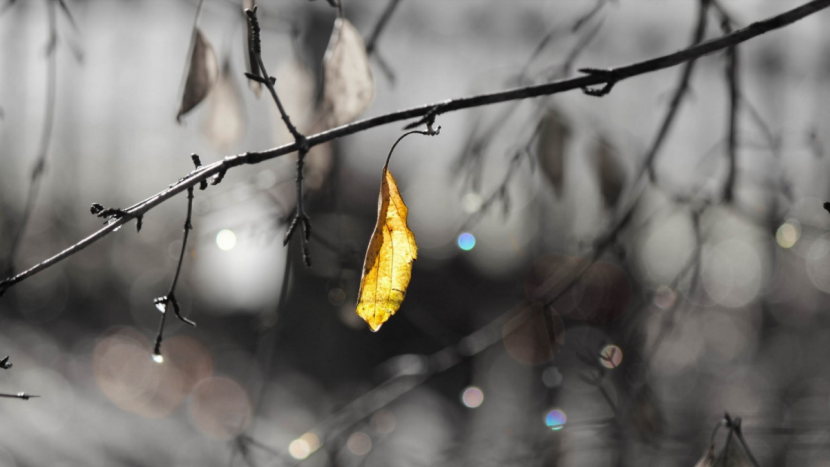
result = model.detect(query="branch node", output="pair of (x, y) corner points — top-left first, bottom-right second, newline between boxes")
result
(0, 356), (12, 370)
(578, 67), (619, 97)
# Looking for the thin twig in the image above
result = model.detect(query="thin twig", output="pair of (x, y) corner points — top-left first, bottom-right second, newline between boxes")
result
(721, 15), (740, 202)
(0, 392), (39, 400)
(245, 6), (312, 266)
(2, 0), (829, 296)
(365, 0), (402, 55)
(153, 184), (197, 361)
(640, 0), (710, 183)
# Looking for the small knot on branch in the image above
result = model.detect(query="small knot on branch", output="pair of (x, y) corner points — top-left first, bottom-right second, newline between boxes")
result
(404, 105), (442, 130)
(578, 68), (619, 97)
(90, 203), (143, 232)
(0, 356), (12, 370)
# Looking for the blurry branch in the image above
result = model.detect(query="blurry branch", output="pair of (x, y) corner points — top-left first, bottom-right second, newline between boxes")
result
(3, 0), (830, 295)
(364, 0), (403, 82)
(640, 0), (710, 183)
(2, 0), (58, 278)
(245, 6), (313, 266)
(0, 392), (40, 400)
(720, 11), (740, 202)
(152, 157), (203, 362)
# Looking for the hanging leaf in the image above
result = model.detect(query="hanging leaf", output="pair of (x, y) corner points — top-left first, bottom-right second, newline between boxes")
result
(537, 107), (570, 197)
(713, 432), (753, 467)
(323, 17), (374, 127)
(242, 0), (262, 97)
(694, 442), (716, 467)
(177, 28), (219, 122)
(356, 165), (417, 332)
(203, 60), (246, 150)
(594, 136), (626, 209)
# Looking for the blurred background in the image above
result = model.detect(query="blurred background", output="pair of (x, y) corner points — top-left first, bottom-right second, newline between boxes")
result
(2, 0), (830, 465)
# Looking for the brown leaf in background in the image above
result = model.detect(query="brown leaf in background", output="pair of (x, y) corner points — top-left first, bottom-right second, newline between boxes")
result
(177, 28), (219, 122)
(323, 18), (374, 127)
(537, 107), (570, 198)
(242, 0), (262, 97)
(203, 60), (246, 151)
(524, 255), (631, 324)
(594, 136), (626, 209)
(713, 432), (753, 467)
(629, 383), (664, 441)
(356, 166), (417, 332)
(502, 301), (565, 365)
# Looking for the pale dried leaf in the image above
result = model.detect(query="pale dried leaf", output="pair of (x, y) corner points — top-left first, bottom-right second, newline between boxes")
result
(203, 61), (246, 150)
(272, 58), (316, 147)
(537, 108), (570, 197)
(323, 18), (374, 127)
(594, 136), (626, 209)
(177, 28), (219, 122)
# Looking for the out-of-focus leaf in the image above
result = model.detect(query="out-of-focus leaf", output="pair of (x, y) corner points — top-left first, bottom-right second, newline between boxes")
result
(694, 442), (716, 467)
(203, 60), (246, 150)
(713, 432), (753, 467)
(242, 0), (261, 97)
(323, 18), (374, 127)
(594, 136), (626, 209)
(537, 107), (570, 197)
(502, 301), (564, 365)
(177, 28), (219, 122)
(525, 255), (630, 324)
(272, 58), (316, 147)
(630, 384), (664, 441)
(356, 165), (417, 332)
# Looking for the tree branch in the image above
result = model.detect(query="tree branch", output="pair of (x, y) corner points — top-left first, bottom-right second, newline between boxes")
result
(2, 0), (829, 296)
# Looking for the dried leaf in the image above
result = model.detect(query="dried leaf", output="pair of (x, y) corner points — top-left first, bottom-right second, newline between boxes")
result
(242, 0), (262, 97)
(177, 28), (219, 122)
(694, 442), (716, 467)
(272, 58), (316, 147)
(356, 165), (417, 332)
(594, 136), (626, 209)
(323, 18), (374, 127)
(713, 432), (753, 467)
(204, 60), (246, 150)
(502, 301), (565, 365)
(537, 108), (570, 197)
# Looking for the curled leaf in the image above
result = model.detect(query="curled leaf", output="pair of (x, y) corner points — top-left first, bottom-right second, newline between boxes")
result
(356, 165), (417, 332)
(323, 18), (374, 127)
(537, 107), (570, 197)
(204, 60), (246, 150)
(594, 136), (626, 209)
(177, 28), (219, 122)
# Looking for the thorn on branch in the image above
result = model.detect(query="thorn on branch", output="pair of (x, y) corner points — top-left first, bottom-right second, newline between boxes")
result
(0, 356), (11, 369)
(578, 67), (619, 97)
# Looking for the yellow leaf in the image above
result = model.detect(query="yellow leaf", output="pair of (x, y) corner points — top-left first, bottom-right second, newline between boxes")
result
(356, 166), (417, 332)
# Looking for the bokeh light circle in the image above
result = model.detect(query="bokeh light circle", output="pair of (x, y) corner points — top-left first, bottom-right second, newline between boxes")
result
(347, 432), (372, 456)
(458, 232), (476, 251)
(600, 345), (623, 369)
(461, 386), (484, 408)
(189, 377), (252, 440)
(216, 230), (237, 251)
(545, 409), (567, 430)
